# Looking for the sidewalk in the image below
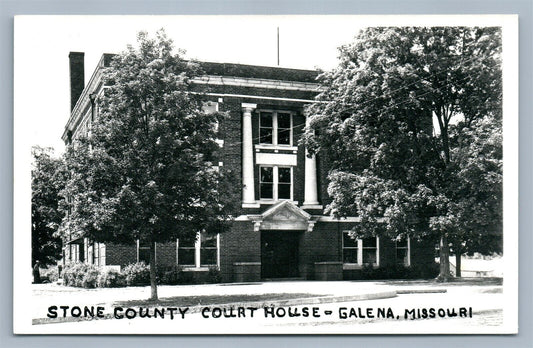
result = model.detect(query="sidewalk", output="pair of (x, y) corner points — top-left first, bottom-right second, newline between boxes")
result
(31, 278), (501, 325)
(31, 280), (393, 322)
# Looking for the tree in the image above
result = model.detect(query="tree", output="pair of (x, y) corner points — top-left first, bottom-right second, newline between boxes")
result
(303, 27), (502, 281)
(32, 146), (66, 267)
(446, 115), (503, 276)
(61, 30), (237, 299)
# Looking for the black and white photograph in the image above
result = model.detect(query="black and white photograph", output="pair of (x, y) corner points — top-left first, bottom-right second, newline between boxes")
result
(13, 15), (518, 334)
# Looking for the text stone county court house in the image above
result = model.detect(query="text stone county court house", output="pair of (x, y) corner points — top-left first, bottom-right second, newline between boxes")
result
(62, 52), (435, 282)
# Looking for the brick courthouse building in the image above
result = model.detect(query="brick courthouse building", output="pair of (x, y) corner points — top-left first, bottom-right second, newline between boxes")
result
(62, 52), (435, 283)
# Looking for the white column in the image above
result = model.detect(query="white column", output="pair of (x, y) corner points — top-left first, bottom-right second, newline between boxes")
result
(242, 103), (257, 205)
(303, 116), (319, 206)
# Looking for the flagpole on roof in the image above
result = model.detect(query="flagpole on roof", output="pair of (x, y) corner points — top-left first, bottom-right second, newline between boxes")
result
(277, 26), (280, 66)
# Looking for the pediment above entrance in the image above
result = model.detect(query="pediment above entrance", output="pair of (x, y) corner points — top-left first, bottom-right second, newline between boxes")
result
(252, 201), (316, 232)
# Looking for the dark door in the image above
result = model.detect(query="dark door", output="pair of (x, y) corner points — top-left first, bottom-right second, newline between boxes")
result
(261, 230), (300, 278)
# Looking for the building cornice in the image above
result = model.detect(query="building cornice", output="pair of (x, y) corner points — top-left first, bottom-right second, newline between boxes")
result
(191, 92), (321, 104)
(192, 75), (324, 92)
(62, 55), (108, 142)
(62, 56), (324, 143)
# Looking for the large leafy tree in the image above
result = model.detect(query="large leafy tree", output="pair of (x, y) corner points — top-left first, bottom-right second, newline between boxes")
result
(61, 31), (237, 299)
(446, 115), (502, 276)
(32, 146), (66, 267)
(303, 27), (502, 281)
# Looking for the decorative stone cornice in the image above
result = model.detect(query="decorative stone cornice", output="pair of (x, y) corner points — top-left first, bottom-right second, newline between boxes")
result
(250, 201), (318, 233)
(241, 102), (257, 110)
(193, 75), (324, 92)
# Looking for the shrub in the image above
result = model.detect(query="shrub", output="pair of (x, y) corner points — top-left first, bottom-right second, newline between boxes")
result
(207, 266), (222, 284)
(407, 262), (440, 279)
(81, 265), (100, 288)
(360, 263), (440, 280)
(157, 265), (185, 285)
(41, 266), (59, 283)
(361, 263), (379, 280)
(62, 263), (102, 288)
(122, 262), (150, 286)
(97, 268), (126, 288)
(63, 263), (84, 286)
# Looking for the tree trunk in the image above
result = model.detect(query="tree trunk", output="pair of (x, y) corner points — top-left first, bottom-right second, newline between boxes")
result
(437, 234), (452, 282)
(149, 240), (158, 301)
(455, 251), (462, 278)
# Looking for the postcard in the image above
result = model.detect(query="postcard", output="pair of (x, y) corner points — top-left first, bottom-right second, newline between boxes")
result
(13, 14), (518, 334)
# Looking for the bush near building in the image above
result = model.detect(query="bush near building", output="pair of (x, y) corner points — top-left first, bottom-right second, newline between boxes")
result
(360, 263), (440, 280)
(122, 263), (151, 286)
(41, 267), (59, 283)
(60, 262), (223, 288)
(97, 268), (126, 288)
(63, 263), (100, 287)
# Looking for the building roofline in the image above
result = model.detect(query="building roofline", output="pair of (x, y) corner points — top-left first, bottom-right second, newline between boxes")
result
(62, 53), (322, 143)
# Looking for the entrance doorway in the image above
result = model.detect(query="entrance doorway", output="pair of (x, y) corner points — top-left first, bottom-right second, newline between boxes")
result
(261, 230), (301, 279)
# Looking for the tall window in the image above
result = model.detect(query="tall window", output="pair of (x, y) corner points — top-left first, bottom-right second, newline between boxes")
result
(278, 167), (291, 199)
(395, 237), (410, 266)
(177, 232), (220, 268)
(362, 237), (378, 264)
(342, 232), (379, 267)
(342, 233), (359, 264)
(277, 112), (291, 145)
(177, 237), (196, 267)
(259, 111), (292, 146)
(137, 240), (151, 264)
(202, 101), (223, 147)
(260, 167), (274, 199)
(259, 112), (273, 144)
(200, 234), (218, 267)
(259, 166), (293, 200)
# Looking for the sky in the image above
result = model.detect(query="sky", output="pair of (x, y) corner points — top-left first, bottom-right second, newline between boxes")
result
(14, 15), (368, 154)
(14, 15), (511, 154)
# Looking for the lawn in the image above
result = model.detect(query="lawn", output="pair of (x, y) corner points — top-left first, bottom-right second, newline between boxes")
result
(116, 292), (327, 307)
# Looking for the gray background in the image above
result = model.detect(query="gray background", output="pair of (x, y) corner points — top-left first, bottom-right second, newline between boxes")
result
(1, 0), (531, 346)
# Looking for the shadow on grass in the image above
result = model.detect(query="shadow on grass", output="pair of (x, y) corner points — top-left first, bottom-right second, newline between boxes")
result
(382, 277), (503, 287)
(115, 293), (327, 308)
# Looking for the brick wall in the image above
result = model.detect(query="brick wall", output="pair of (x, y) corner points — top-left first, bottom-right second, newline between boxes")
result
(205, 82), (323, 217)
(342, 236), (439, 280)
(411, 237), (438, 272)
(379, 238), (397, 268)
(105, 243), (137, 267)
(299, 222), (351, 279)
(156, 242), (177, 267)
(103, 241), (178, 268)
(219, 221), (261, 282)
(219, 221), (356, 281)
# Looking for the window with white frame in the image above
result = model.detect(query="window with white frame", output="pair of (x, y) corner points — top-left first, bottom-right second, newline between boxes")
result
(202, 101), (218, 115)
(177, 232), (220, 268)
(177, 237), (196, 267)
(259, 111), (293, 146)
(362, 237), (378, 265)
(200, 234), (218, 267)
(342, 232), (380, 267)
(202, 101), (223, 147)
(342, 232), (359, 264)
(395, 237), (410, 266)
(260, 166), (293, 200)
